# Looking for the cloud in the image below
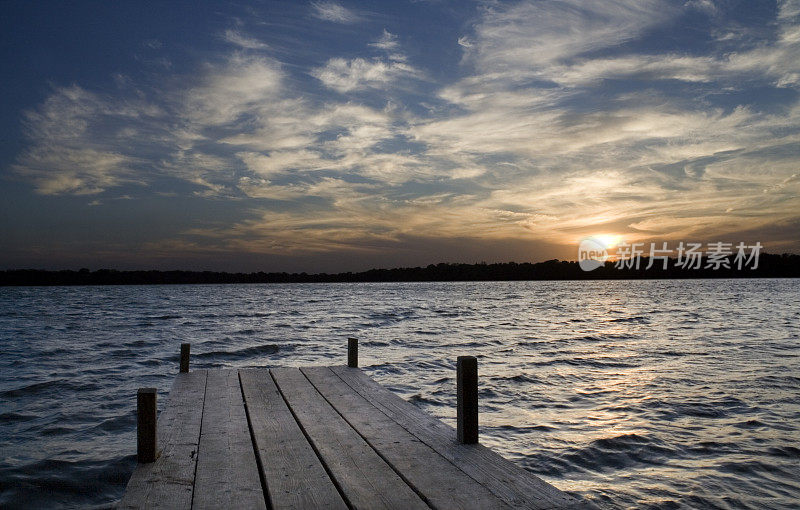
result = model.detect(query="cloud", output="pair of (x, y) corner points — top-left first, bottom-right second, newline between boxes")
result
(220, 29), (269, 50)
(465, 0), (670, 70)
(311, 57), (419, 92)
(369, 29), (399, 51)
(142, 39), (162, 49)
(454, 0), (800, 90)
(185, 55), (283, 127)
(12, 85), (159, 195)
(237, 150), (327, 177)
(15, 147), (135, 195)
(310, 1), (361, 23)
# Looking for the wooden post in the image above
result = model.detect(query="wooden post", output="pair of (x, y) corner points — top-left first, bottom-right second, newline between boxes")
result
(347, 337), (358, 368)
(457, 356), (478, 444)
(137, 388), (157, 463)
(180, 343), (190, 373)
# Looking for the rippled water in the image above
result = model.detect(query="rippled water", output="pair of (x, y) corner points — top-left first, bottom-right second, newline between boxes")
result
(1, 280), (799, 509)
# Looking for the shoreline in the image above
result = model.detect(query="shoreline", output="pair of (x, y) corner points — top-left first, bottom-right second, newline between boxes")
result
(2, 253), (799, 285)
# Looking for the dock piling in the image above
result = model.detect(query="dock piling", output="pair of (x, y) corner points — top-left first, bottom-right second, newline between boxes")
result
(347, 337), (358, 367)
(457, 356), (478, 444)
(180, 343), (190, 373)
(137, 388), (158, 463)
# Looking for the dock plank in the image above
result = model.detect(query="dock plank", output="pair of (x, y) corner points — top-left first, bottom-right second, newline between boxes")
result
(239, 369), (348, 510)
(270, 367), (428, 510)
(331, 366), (587, 509)
(118, 370), (208, 509)
(193, 369), (265, 509)
(302, 366), (512, 510)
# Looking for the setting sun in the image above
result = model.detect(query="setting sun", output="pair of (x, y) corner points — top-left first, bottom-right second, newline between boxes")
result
(591, 234), (624, 249)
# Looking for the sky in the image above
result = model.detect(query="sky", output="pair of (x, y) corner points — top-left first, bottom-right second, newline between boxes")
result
(1, 0), (798, 272)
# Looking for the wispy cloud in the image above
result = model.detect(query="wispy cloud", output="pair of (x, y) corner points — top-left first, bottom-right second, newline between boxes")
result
(220, 29), (269, 50)
(369, 29), (398, 51)
(12, 85), (159, 194)
(311, 57), (419, 93)
(310, 1), (361, 24)
(466, 0), (670, 70)
(184, 55), (283, 127)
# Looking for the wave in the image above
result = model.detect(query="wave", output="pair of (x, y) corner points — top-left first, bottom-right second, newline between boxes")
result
(0, 412), (38, 424)
(606, 316), (649, 323)
(195, 343), (295, 360)
(491, 374), (540, 384)
(1, 379), (69, 398)
(552, 433), (677, 473)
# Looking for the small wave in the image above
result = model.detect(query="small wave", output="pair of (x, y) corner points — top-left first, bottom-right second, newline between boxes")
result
(108, 348), (136, 359)
(685, 440), (739, 455)
(1, 379), (67, 398)
(573, 335), (604, 342)
(530, 358), (639, 369)
(754, 374), (800, 389)
(767, 445), (800, 458)
(652, 350), (685, 357)
(408, 394), (445, 406)
(0, 412), (38, 423)
(718, 459), (792, 477)
(492, 423), (554, 432)
(553, 433), (676, 473)
(361, 340), (389, 347)
(433, 310), (461, 317)
(195, 343), (294, 360)
(92, 413), (136, 434)
(442, 340), (488, 348)
(125, 339), (158, 348)
(669, 397), (750, 418)
(492, 374), (540, 384)
(40, 347), (73, 356)
(41, 425), (76, 436)
(731, 419), (767, 429)
(607, 316), (649, 323)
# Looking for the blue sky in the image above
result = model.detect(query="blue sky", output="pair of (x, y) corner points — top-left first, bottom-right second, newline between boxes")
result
(1, 0), (798, 271)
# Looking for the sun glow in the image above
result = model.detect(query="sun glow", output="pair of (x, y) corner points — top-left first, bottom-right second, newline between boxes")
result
(590, 234), (623, 249)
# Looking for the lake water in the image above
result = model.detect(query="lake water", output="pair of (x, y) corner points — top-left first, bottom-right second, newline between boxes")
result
(0, 280), (798, 509)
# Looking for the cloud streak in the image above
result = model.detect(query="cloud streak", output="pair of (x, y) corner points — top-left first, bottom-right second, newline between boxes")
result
(310, 1), (361, 24)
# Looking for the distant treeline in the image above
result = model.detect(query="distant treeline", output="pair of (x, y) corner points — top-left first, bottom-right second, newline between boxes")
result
(2, 253), (798, 286)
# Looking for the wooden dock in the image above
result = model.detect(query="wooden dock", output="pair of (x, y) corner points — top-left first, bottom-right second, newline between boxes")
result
(119, 342), (593, 509)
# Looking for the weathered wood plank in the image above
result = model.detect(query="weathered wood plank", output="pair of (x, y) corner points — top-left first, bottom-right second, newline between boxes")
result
(270, 367), (427, 510)
(193, 369), (265, 509)
(118, 370), (208, 509)
(302, 366), (512, 510)
(239, 369), (347, 510)
(331, 366), (589, 510)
